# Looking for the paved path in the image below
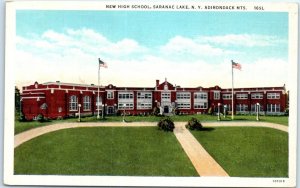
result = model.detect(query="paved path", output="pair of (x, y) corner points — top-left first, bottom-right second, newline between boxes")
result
(14, 121), (288, 176)
(14, 122), (156, 148)
(202, 121), (288, 132)
(174, 122), (229, 177)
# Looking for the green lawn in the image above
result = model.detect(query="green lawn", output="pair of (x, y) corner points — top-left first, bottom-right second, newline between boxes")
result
(190, 127), (288, 177)
(14, 127), (198, 176)
(15, 114), (288, 134)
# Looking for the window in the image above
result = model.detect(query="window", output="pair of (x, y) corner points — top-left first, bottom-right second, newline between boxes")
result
(177, 92), (191, 99)
(251, 93), (263, 99)
(267, 104), (280, 112)
(194, 102), (207, 109)
(137, 92), (152, 99)
(222, 94), (232, 100)
(267, 93), (280, 99)
(194, 92), (207, 99)
(236, 104), (248, 112)
(118, 93), (133, 99)
(95, 96), (102, 110)
(177, 102), (191, 109)
(137, 102), (152, 109)
(118, 102), (134, 109)
(107, 91), (114, 99)
(251, 104), (264, 112)
(83, 96), (91, 111)
(161, 93), (171, 99)
(214, 92), (220, 100)
(69, 95), (78, 111)
(236, 93), (248, 99)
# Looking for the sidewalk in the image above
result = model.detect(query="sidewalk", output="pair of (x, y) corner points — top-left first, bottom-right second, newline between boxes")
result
(174, 123), (229, 177)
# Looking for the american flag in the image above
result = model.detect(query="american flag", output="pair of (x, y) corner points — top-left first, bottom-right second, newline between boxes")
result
(231, 60), (241, 70)
(99, 58), (108, 68)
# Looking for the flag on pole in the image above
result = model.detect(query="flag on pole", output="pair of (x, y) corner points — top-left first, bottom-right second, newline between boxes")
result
(99, 58), (108, 68)
(231, 60), (241, 70)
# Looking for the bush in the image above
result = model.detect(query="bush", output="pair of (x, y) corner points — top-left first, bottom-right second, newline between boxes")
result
(37, 114), (45, 122)
(152, 107), (160, 116)
(19, 113), (27, 122)
(157, 117), (175, 132)
(185, 118), (203, 130)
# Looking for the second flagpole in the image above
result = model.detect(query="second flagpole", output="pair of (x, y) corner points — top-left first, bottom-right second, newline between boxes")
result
(231, 60), (234, 120)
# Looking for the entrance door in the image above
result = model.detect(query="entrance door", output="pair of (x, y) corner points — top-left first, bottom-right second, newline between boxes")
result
(164, 106), (169, 113)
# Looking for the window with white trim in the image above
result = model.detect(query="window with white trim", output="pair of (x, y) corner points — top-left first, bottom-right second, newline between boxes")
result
(251, 93), (263, 99)
(107, 91), (114, 99)
(137, 92), (152, 99)
(118, 102), (134, 109)
(177, 92), (191, 99)
(69, 95), (78, 111)
(236, 93), (248, 99)
(267, 93), (280, 99)
(267, 104), (280, 112)
(194, 92), (207, 99)
(137, 102), (152, 109)
(194, 102), (207, 109)
(236, 104), (248, 112)
(177, 102), (191, 109)
(161, 93), (170, 99)
(251, 104), (264, 112)
(118, 93), (133, 99)
(222, 94), (232, 100)
(214, 91), (220, 100)
(83, 96), (91, 111)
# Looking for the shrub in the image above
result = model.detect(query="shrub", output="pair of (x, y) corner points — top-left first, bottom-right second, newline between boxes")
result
(157, 117), (175, 132)
(152, 107), (160, 116)
(37, 114), (45, 122)
(19, 113), (27, 122)
(185, 118), (203, 130)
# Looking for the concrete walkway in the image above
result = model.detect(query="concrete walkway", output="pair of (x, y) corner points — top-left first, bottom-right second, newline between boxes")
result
(174, 122), (229, 176)
(14, 122), (156, 148)
(14, 121), (288, 176)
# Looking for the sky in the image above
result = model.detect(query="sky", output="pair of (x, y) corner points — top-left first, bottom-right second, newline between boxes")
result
(15, 10), (289, 89)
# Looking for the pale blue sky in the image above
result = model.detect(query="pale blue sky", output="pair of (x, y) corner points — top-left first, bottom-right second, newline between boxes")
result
(15, 10), (289, 88)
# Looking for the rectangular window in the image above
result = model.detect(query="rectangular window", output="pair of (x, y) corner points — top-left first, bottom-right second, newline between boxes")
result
(137, 102), (152, 109)
(236, 93), (248, 99)
(194, 102), (207, 109)
(118, 102), (134, 109)
(222, 94), (232, 100)
(107, 91), (114, 99)
(176, 92), (191, 99)
(267, 104), (280, 112)
(267, 93), (280, 99)
(194, 92), (207, 99)
(177, 102), (191, 109)
(118, 93), (134, 99)
(69, 95), (78, 111)
(251, 104), (264, 112)
(137, 92), (152, 99)
(214, 92), (220, 100)
(83, 96), (91, 111)
(236, 104), (248, 112)
(251, 93), (263, 99)
(161, 93), (171, 99)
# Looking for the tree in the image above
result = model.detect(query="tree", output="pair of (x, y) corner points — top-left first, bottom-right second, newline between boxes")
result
(15, 86), (20, 112)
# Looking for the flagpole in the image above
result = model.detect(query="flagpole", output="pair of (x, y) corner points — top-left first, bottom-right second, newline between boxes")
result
(97, 63), (100, 119)
(231, 60), (234, 120)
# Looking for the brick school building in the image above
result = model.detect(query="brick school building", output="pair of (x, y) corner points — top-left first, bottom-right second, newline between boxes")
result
(20, 79), (288, 120)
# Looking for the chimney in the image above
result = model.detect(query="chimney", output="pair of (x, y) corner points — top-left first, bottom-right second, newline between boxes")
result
(156, 80), (159, 87)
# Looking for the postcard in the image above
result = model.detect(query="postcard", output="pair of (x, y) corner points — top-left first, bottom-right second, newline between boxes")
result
(4, 1), (298, 187)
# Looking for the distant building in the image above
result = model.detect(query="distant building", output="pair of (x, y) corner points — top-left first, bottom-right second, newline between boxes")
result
(20, 79), (288, 120)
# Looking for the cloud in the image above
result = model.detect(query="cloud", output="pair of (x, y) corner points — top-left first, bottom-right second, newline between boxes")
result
(160, 35), (236, 57)
(15, 29), (288, 90)
(198, 34), (286, 47)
